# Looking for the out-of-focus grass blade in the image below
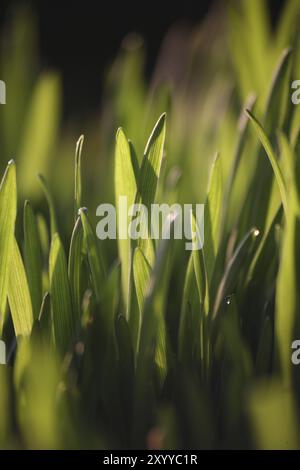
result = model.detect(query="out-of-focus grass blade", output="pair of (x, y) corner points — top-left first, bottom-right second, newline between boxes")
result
(8, 238), (33, 338)
(74, 135), (84, 217)
(115, 128), (137, 312)
(133, 247), (151, 314)
(136, 113), (166, 265)
(38, 174), (58, 236)
(68, 216), (83, 321)
(248, 381), (300, 449)
(49, 233), (75, 353)
(0, 160), (17, 333)
(23, 200), (43, 319)
(204, 153), (222, 284)
(246, 109), (288, 215)
(191, 213), (208, 314)
(255, 316), (273, 374)
(79, 207), (106, 303)
(18, 73), (60, 198)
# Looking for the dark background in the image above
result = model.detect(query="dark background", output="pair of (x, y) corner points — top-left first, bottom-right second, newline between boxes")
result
(0, 0), (285, 119)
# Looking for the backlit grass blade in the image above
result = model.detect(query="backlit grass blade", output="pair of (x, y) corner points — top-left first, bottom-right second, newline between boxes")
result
(136, 113), (166, 265)
(68, 216), (84, 320)
(38, 174), (58, 236)
(0, 160), (17, 333)
(79, 207), (106, 303)
(74, 135), (84, 217)
(49, 233), (75, 353)
(133, 246), (151, 314)
(23, 200), (43, 319)
(246, 109), (288, 215)
(8, 238), (33, 338)
(115, 128), (137, 312)
(204, 153), (222, 284)
(18, 72), (60, 198)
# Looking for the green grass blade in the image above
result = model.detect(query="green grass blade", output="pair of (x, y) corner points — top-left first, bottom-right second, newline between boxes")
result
(49, 233), (75, 353)
(74, 134), (84, 217)
(133, 246), (151, 314)
(79, 207), (106, 303)
(246, 109), (288, 215)
(0, 160), (17, 333)
(8, 238), (33, 337)
(23, 200), (43, 319)
(137, 113), (166, 265)
(68, 216), (84, 321)
(115, 128), (137, 312)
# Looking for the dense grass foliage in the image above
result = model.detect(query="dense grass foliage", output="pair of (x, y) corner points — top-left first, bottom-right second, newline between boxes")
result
(0, 0), (300, 449)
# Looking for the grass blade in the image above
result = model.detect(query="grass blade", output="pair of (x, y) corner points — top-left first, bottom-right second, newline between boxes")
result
(68, 216), (84, 321)
(115, 128), (137, 312)
(0, 160), (17, 333)
(74, 135), (84, 217)
(38, 174), (58, 236)
(23, 200), (43, 319)
(49, 233), (75, 353)
(8, 238), (33, 337)
(79, 207), (106, 303)
(246, 109), (288, 215)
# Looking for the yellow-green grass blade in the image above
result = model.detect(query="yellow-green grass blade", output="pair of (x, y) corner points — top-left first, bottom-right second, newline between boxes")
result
(246, 110), (288, 216)
(0, 160), (17, 334)
(8, 238), (33, 338)
(136, 113), (166, 265)
(23, 200), (43, 319)
(49, 233), (75, 353)
(74, 134), (84, 217)
(133, 246), (151, 315)
(115, 128), (137, 312)
(18, 72), (61, 198)
(68, 216), (84, 321)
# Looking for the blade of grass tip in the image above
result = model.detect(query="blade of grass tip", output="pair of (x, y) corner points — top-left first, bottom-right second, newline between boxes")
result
(74, 134), (84, 218)
(49, 233), (75, 353)
(115, 128), (137, 313)
(68, 216), (84, 321)
(137, 113), (166, 266)
(8, 238), (33, 338)
(24, 200), (43, 319)
(246, 109), (288, 215)
(0, 160), (17, 334)
(38, 291), (51, 336)
(79, 207), (106, 303)
(38, 173), (58, 236)
(213, 227), (260, 319)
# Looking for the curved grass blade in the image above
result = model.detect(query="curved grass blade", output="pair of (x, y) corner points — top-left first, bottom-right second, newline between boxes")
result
(68, 216), (83, 321)
(115, 128), (137, 312)
(8, 238), (33, 338)
(246, 109), (288, 215)
(74, 135), (84, 217)
(136, 113), (166, 265)
(23, 200), (43, 319)
(49, 233), (75, 353)
(0, 160), (17, 333)
(79, 207), (106, 303)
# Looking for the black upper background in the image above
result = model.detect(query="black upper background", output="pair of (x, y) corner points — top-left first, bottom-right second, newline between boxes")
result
(0, 0), (285, 120)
